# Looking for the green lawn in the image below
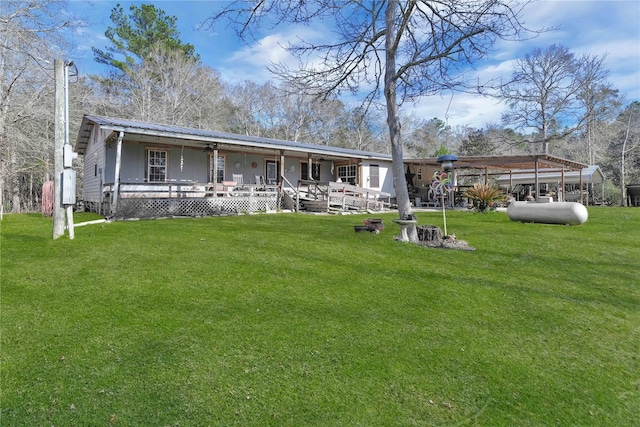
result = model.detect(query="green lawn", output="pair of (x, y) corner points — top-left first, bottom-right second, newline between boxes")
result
(1, 208), (639, 426)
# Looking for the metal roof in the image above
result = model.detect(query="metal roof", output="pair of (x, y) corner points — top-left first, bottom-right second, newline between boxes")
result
(406, 154), (588, 171)
(495, 165), (605, 185)
(75, 114), (392, 161)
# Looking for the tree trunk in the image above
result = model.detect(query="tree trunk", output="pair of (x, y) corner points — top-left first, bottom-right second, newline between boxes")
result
(29, 172), (33, 211)
(10, 147), (20, 213)
(0, 86), (21, 213)
(620, 148), (626, 207)
(385, 1), (417, 242)
(620, 114), (632, 207)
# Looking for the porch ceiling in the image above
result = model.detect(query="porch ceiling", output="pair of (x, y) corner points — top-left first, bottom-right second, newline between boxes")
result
(106, 131), (350, 161)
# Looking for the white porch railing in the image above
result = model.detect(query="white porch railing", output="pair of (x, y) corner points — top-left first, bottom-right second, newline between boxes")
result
(100, 181), (281, 218)
(284, 179), (391, 213)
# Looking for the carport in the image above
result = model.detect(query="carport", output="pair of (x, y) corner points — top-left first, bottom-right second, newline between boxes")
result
(405, 154), (591, 205)
(495, 165), (605, 205)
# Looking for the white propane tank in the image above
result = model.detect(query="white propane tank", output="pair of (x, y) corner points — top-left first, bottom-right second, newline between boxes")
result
(507, 200), (588, 225)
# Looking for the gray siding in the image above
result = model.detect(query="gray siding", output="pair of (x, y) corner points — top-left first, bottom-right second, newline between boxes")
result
(80, 125), (107, 203)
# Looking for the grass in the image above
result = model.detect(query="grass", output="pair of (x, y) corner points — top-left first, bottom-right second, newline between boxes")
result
(1, 208), (639, 426)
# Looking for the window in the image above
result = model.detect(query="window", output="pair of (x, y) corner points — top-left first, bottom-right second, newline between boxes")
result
(369, 164), (379, 188)
(337, 164), (357, 185)
(209, 155), (225, 183)
(147, 149), (167, 182)
(300, 162), (321, 180)
(417, 167), (422, 180)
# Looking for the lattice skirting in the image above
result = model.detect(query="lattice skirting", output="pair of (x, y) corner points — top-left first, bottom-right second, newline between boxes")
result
(114, 197), (281, 219)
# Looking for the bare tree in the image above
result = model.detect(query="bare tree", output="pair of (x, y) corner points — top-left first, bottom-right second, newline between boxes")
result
(226, 80), (272, 136)
(609, 102), (640, 206)
(226, 79), (358, 147)
(574, 53), (620, 165)
(88, 4), (237, 130)
(404, 117), (456, 158)
(0, 0), (76, 212)
(499, 44), (584, 154)
(336, 106), (386, 153)
(124, 45), (226, 127)
(206, 0), (534, 241)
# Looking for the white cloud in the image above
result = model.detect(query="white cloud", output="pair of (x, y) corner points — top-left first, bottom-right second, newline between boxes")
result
(409, 93), (506, 129)
(219, 26), (327, 84)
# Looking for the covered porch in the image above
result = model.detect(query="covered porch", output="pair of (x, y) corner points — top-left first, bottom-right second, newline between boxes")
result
(76, 115), (395, 219)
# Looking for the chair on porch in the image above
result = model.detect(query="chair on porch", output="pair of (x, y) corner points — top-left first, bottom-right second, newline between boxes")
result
(232, 174), (244, 185)
(255, 175), (266, 191)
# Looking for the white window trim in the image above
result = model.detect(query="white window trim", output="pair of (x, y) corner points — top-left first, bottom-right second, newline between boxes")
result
(209, 154), (226, 183)
(338, 164), (357, 185)
(147, 149), (168, 182)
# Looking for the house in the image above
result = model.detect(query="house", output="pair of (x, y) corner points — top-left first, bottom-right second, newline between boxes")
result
(75, 115), (395, 218)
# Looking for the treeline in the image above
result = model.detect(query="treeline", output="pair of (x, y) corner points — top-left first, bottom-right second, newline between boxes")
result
(1, 2), (638, 213)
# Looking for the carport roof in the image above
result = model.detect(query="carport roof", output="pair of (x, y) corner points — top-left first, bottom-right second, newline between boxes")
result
(406, 154), (588, 172)
(495, 165), (604, 185)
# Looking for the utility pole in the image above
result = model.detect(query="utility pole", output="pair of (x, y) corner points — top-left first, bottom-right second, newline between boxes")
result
(53, 59), (78, 239)
(53, 59), (65, 239)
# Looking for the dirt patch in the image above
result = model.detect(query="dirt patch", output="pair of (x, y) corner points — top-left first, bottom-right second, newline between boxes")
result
(417, 225), (476, 251)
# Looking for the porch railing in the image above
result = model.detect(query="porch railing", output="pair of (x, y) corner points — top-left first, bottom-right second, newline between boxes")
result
(100, 181), (281, 218)
(283, 179), (391, 213)
(94, 179), (391, 218)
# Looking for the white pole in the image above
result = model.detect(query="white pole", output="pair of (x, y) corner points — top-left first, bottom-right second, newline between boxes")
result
(53, 59), (65, 239)
(64, 64), (70, 145)
(442, 192), (447, 236)
(64, 62), (74, 239)
(111, 131), (124, 214)
(66, 205), (75, 239)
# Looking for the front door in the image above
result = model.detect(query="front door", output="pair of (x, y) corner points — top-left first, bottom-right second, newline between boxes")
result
(266, 160), (280, 184)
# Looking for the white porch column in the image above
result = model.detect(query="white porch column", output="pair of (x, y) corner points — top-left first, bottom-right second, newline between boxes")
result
(560, 167), (566, 202)
(111, 131), (124, 215)
(534, 159), (539, 200)
(279, 151), (285, 183)
(213, 146), (219, 186)
(580, 170), (585, 205)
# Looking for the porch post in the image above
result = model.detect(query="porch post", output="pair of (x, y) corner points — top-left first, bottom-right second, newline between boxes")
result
(560, 167), (565, 202)
(279, 150), (285, 183)
(308, 154), (313, 181)
(213, 146), (219, 188)
(111, 131), (124, 215)
(534, 158), (539, 201)
(509, 170), (513, 199)
(580, 169), (585, 205)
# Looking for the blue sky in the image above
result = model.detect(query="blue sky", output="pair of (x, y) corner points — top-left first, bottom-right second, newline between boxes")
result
(68, 0), (640, 129)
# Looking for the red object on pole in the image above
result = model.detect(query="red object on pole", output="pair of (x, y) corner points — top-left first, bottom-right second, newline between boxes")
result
(42, 181), (54, 216)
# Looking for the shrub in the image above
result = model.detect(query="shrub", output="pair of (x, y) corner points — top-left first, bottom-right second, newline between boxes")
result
(463, 182), (506, 212)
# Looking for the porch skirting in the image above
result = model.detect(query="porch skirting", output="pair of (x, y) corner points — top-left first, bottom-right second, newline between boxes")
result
(111, 196), (281, 219)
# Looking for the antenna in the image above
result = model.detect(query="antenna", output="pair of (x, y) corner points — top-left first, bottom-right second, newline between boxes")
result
(443, 88), (454, 127)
